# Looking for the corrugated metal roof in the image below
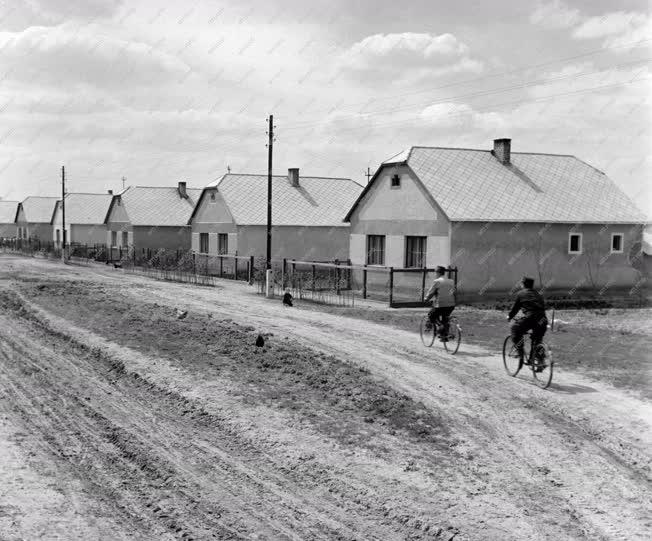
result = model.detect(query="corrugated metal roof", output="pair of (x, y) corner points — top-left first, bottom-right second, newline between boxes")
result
(0, 200), (19, 223)
(56, 193), (113, 224)
(19, 196), (59, 224)
(215, 173), (362, 226)
(120, 186), (201, 226)
(395, 146), (646, 223)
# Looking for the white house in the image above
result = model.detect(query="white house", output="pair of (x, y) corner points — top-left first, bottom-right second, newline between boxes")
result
(188, 169), (363, 261)
(15, 196), (59, 242)
(345, 139), (647, 298)
(51, 192), (113, 246)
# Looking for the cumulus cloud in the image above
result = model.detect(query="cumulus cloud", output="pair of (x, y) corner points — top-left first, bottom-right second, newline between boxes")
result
(0, 25), (190, 90)
(573, 12), (651, 49)
(338, 32), (482, 82)
(530, 1), (581, 29)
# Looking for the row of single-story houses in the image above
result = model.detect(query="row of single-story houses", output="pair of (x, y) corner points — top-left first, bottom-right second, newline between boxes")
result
(1, 138), (648, 294)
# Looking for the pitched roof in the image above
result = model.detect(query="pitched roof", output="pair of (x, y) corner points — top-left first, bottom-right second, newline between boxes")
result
(348, 146), (647, 224)
(19, 196), (59, 224)
(0, 200), (19, 223)
(199, 173), (363, 226)
(111, 186), (201, 226)
(54, 193), (113, 225)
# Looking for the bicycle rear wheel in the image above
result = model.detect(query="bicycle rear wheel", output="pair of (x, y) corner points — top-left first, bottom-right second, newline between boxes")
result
(531, 342), (553, 389)
(420, 314), (435, 347)
(502, 336), (522, 376)
(444, 321), (462, 354)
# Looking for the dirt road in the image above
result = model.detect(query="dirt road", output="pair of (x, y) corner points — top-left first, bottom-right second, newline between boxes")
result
(0, 255), (650, 540)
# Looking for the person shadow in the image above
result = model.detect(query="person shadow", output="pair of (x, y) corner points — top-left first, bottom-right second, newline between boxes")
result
(548, 382), (598, 395)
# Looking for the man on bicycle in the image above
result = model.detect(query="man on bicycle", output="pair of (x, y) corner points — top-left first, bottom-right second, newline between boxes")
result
(425, 266), (456, 341)
(508, 276), (548, 366)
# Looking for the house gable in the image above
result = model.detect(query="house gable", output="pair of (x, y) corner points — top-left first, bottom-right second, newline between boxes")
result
(190, 188), (235, 226)
(348, 164), (449, 236)
(16, 205), (26, 224)
(105, 196), (130, 225)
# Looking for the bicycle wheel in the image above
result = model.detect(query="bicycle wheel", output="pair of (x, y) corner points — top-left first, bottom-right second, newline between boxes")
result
(420, 314), (435, 347)
(444, 320), (462, 354)
(502, 336), (522, 376)
(531, 342), (553, 389)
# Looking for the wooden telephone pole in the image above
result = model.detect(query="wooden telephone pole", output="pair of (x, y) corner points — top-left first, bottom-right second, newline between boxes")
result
(265, 115), (274, 297)
(61, 166), (66, 262)
(365, 167), (373, 184)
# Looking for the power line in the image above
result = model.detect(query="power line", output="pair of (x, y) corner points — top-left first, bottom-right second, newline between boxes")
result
(283, 37), (652, 120)
(282, 77), (651, 138)
(283, 57), (652, 131)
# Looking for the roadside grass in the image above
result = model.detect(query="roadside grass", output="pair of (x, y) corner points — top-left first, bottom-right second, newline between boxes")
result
(291, 300), (652, 399)
(9, 277), (458, 456)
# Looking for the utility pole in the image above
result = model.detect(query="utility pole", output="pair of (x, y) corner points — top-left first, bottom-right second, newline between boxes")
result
(121, 176), (126, 190)
(61, 165), (66, 263)
(265, 114), (274, 297)
(365, 167), (373, 184)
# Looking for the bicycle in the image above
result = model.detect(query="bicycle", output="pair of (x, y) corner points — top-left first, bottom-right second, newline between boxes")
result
(420, 313), (462, 354)
(502, 331), (553, 388)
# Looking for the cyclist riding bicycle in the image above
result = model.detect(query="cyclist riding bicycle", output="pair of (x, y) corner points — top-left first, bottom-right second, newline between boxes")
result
(507, 276), (548, 367)
(425, 266), (456, 341)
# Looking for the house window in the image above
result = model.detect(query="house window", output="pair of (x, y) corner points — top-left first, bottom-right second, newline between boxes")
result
(405, 236), (427, 268)
(209, 192), (217, 203)
(199, 232), (209, 254)
(111, 231), (117, 246)
(218, 233), (228, 254)
(366, 235), (385, 265)
(56, 229), (60, 246)
(122, 231), (129, 247)
(610, 233), (623, 253)
(568, 232), (582, 254)
(390, 174), (401, 189)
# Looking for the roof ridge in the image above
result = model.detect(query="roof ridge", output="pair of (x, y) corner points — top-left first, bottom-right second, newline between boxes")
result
(410, 145), (577, 158)
(130, 185), (201, 189)
(223, 173), (353, 181)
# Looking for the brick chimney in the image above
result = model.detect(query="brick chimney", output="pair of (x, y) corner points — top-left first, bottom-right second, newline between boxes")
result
(108, 189), (113, 195)
(178, 181), (188, 198)
(288, 168), (300, 187)
(493, 138), (511, 165)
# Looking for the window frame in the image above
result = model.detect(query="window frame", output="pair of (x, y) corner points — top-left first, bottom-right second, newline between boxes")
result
(390, 174), (401, 189)
(366, 235), (386, 266)
(56, 229), (60, 246)
(610, 232), (624, 254)
(122, 231), (129, 247)
(199, 232), (209, 254)
(111, 231), (117, 247)
(218, 233), (228, 255)
(568, 232), (583, 254)
(405, 236), (427, 268)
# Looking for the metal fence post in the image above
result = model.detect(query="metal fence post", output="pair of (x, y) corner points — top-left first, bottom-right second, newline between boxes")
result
(219, 255), (223, 277)
(363, 265), (368, 299)
(291, 261), (296, 289)
(388, 267), (394, 307)
(282, 258), (287, 289)
(249, 255), (254, 283)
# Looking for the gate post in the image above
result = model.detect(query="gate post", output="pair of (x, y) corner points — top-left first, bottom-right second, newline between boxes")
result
(312, 264), (316, 291)
(421, 266), (427, 301)
(335, 260), (340, 295)
(282, 258), (287, 289)
(388, 267), (394, 307)
(249, 255), (254, 284)
(291, 261), (296, 289)
(363, 265), (368, 299)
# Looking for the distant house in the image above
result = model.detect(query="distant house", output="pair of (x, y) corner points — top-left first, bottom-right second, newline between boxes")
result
(0, 200), (19, 239)
(15, 196), (59, 242)
(188, 169), (363, 261)
(104, 182), (200, 252)
(345, 139), (647, 298)
(51, 192), (113, 247)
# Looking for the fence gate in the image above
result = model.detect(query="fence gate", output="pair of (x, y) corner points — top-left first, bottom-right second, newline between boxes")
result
(389, 266), (458, 308)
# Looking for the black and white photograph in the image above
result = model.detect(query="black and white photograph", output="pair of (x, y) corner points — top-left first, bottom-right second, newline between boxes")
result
(0, 1), (650, 539)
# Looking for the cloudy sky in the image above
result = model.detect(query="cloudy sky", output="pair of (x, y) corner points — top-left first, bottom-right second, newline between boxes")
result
(0, 0), (650, 214)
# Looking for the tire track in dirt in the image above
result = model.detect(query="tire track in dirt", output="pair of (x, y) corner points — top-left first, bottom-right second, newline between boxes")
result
(112, 273), (652, 541)
(0, 287), (461, 540)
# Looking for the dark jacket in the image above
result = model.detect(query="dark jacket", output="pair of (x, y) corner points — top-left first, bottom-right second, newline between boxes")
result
(508, 288), (546, 320)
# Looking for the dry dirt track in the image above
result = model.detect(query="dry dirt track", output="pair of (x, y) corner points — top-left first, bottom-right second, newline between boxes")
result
(0, 255), (650, 540)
